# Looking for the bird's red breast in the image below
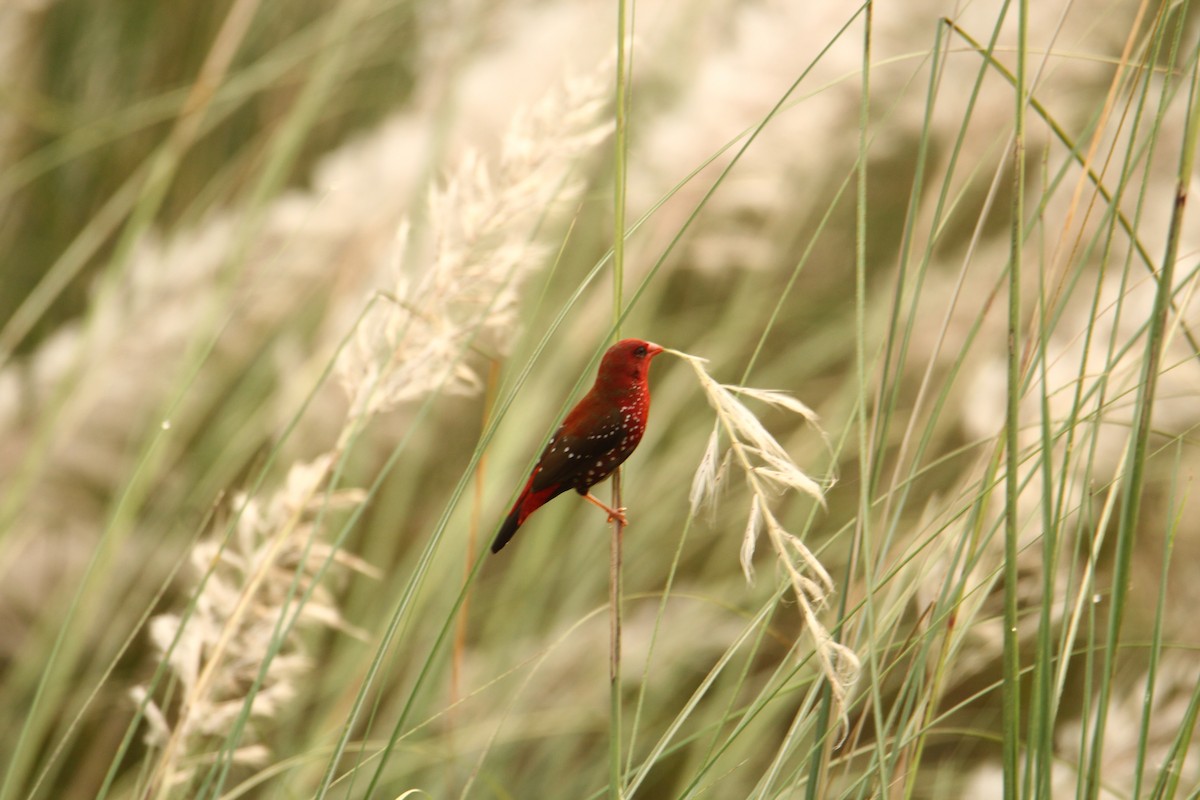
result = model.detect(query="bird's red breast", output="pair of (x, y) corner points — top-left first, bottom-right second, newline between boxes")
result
(492, 339), (664, 552)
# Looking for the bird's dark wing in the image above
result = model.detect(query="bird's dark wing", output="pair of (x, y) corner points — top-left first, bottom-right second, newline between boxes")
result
(529, 408), (626, 493)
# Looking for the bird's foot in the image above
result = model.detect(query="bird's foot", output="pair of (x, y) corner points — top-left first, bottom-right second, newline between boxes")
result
(583, 493), (629, 526)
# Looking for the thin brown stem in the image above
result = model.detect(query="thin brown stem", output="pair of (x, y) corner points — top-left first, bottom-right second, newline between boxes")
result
(609, 466), (624, 799)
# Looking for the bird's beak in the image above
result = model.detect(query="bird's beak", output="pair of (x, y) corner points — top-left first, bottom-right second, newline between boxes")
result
(646, 342), (665, 358)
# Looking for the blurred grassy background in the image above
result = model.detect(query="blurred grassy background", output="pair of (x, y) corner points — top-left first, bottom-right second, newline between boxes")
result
(2, 0), (1199, 798)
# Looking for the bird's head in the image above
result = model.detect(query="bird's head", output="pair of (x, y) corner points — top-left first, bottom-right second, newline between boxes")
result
(597, 338), (664, 388)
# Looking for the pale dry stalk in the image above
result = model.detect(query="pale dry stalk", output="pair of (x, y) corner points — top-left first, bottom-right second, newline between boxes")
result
(672, 349), (861, 732)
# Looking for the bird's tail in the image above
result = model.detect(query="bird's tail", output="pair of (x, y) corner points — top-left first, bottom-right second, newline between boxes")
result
(491, 505), (523, 553)
(492, 477), (564, 553)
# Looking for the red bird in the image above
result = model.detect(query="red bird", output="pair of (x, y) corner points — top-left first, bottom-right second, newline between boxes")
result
(492, 338), (665, 553)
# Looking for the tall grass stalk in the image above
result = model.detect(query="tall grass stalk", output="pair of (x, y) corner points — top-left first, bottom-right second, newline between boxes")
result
(1001, 0), (1028, 795)
(845, 2), (876, 797)
(0, 0), (265, 782)
(1086, 21), (1200, 799)
(7, 2), (1200, 797)
(610, 3), (632, 798)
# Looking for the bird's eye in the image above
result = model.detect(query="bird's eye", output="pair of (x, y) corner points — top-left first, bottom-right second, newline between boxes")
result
(634, 345), (647, 357)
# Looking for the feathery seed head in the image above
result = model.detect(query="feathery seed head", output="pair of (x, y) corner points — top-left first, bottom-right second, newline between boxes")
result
(665, 347), (858, 740)
(133, 455), (376, 788)
(337, 69), (613, 418)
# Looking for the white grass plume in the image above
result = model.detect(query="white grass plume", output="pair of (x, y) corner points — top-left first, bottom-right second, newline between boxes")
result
(133, 66), (612, 794)
(337, 70), (612, 419)
(668, 348), (860, 736)
(133, 456), (377, 792)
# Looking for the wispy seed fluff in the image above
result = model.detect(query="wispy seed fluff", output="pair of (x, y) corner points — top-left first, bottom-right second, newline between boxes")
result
(337, 70), (613, 419)
(672, 349), (860, 736)
(133, 456), (376, 790)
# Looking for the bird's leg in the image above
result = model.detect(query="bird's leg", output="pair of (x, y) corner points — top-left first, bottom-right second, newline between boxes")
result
(582, 492), (628, 525)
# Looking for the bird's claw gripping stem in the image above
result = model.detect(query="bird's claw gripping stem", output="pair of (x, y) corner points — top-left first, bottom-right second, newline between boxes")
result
(583, 493), (629, 526)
